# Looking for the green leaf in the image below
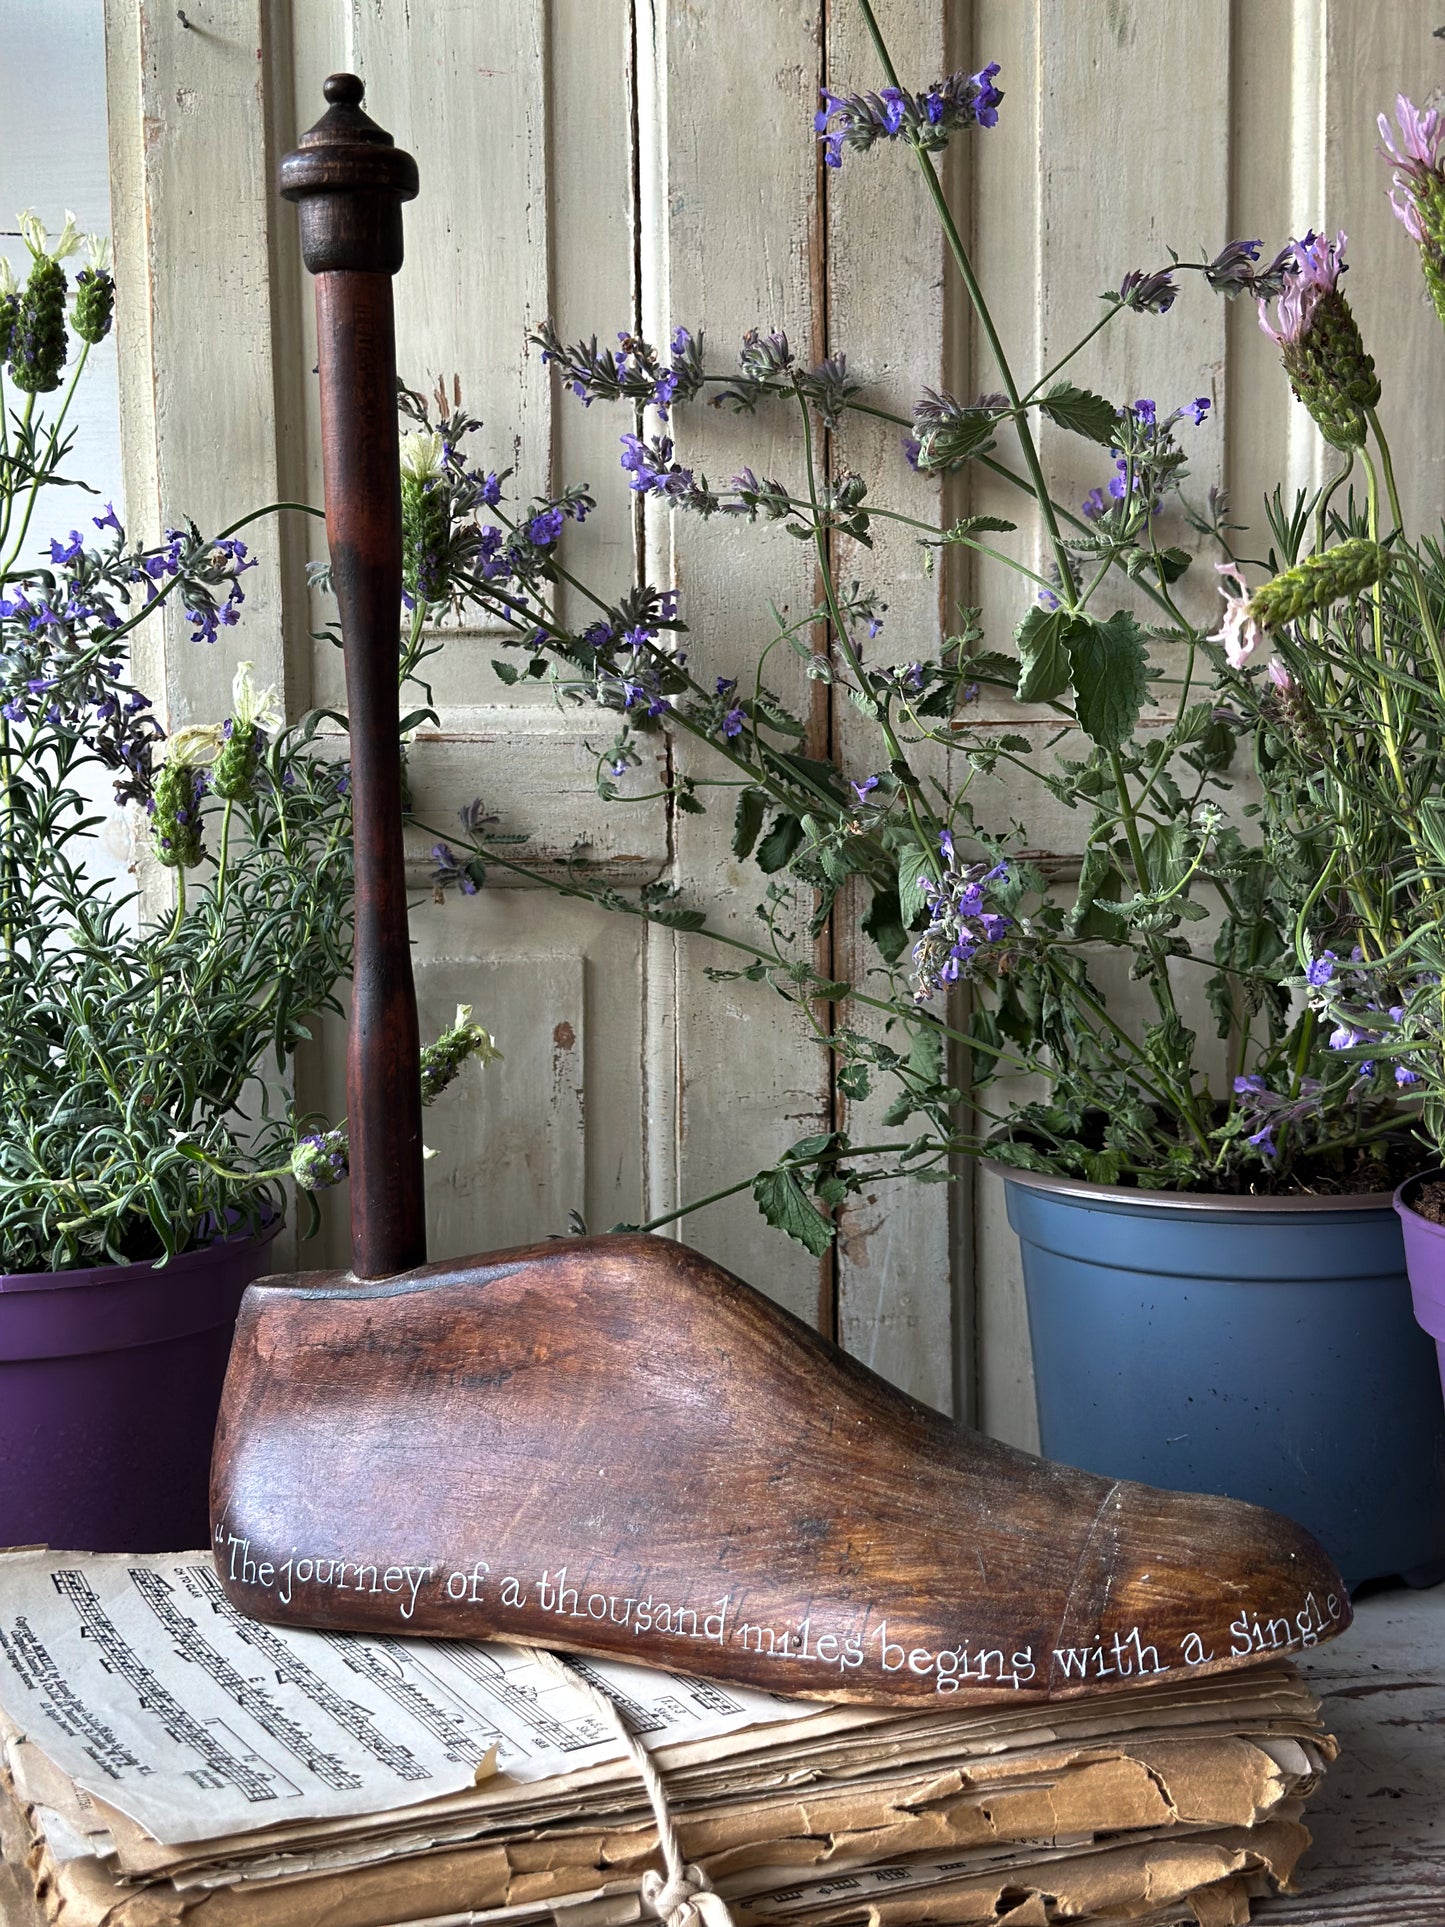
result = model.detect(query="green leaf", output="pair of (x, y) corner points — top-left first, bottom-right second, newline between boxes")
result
(1065, 610), (1150, 748)
(896, 841), (937, 919)
(1204, 973), (1234, 1040)
(1152, 545), (1192, 585)
(1014, 605), (1074, 705)
(1038, 381), (1118, 445)
(942, 514), (1018, 540)
(808, 978), (852, 1000)
(837, 1063), (871, 1101)
(915, 413), (997, 469)
(862, 886), (907, 963)
(645, 903), (707, 931)
(1067, 843), (1122, 936)
(732, 788), (767, 860)
(673, 784), (707, 815)
(756, 813), (804, 874)
(1145, 821), (1189, 894)
(1082, 1149), (1123, 1185)
(752, 1166), (835, 1255)
(491, 660), (520, 686)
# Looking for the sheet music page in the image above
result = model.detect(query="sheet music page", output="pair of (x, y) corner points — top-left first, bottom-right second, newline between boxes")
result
(0, 1549), (811, 1845)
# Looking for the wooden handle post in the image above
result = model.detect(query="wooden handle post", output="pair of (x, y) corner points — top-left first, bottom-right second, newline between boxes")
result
(280, 77), (424, 1279)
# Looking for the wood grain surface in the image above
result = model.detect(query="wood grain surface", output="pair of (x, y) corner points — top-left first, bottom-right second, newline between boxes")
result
(1256, 1584), (1445, 1926)
(279, 75), (426, 1281)
(212, 1233), (1350, 1708)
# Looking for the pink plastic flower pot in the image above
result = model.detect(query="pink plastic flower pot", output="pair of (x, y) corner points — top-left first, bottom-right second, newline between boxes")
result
(1395, 1170), (1445, 1410)
(0, 1226), (277, 1553)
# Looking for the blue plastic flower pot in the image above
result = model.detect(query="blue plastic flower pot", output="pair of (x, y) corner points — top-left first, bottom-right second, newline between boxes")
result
(996, 1165), (1445, 1591)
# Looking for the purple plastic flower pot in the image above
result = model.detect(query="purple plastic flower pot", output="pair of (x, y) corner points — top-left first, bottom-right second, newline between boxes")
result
(1394, 1169), (1445, 1409)
(0, 1226), (278, 1553)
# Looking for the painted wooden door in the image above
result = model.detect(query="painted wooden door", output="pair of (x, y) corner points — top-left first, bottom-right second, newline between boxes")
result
(101, 0), (1442, 1438)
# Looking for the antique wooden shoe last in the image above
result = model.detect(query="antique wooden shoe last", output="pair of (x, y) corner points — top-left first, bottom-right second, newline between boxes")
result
(212, 1231), (1350, 1707)
(211, 78), (1350, 1709)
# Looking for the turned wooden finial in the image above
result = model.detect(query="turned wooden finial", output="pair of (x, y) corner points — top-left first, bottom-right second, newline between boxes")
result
(279, 74), (419, 275)
(279, 80), (425, 1280)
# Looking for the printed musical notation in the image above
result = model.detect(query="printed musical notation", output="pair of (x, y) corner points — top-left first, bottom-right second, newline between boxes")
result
(0, 1549), (814, 1846)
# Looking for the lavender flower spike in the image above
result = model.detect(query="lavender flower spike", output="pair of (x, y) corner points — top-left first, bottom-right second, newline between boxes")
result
(1257, 231), (1380, 449)
(1256, 230), (1347, 347)
(1378, 95), (1445, 336)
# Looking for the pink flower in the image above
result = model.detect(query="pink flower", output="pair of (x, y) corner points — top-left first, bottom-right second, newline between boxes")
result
(1378, 94), (1443, 170)
(1266, 656), (1293, 692)
(1257, 230), (1348, 346)
(1379, 96), (1444, 241)
(1212, 562), (1265, 669)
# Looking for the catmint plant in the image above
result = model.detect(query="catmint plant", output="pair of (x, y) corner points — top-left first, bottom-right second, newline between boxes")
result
(400, 5), (1436, 1253)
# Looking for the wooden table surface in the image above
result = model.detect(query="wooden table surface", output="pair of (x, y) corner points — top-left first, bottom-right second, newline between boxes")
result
(1255, 1583), (1444, 1925)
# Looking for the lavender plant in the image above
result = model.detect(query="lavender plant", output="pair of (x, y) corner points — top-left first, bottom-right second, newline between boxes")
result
(1203, 97), (1445, 1160)
(0, 216), (493, 1271)
(410, 15), (1430, 1252)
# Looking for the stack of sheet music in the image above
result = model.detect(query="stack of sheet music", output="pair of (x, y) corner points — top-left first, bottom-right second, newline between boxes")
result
(0, 1551), (1334, 1927)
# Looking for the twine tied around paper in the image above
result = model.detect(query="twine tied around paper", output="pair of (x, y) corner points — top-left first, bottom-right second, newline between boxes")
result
(532, 1648), (737, 1927)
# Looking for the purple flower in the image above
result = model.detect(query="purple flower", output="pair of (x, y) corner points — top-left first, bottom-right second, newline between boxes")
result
(1379, 92), (1444, 169)
(851, 775), (880, 802)
(1117, 269), (1178, 314)
(1187, 396), (1211, 425)
(619, 431), (699, 502)
(1379, 96), (1445, 240)
(1258, 230), (1347, 347)
(47, 530), (85, 565)
(527, 506), (566, 547)
(1247, 1125), (1277, 1159)
(92, 502), (123, 535)
(1204, 238), (1261, 293)
(970, 62), (1003, 127)
(1396, 1065), (1421, 1087)
(902, 435), (922, 470)
(722, 704), (745, 739)
(431, 841), (478, 895)
(1306, 950), (1336, 988)
(910, 843), (1011, 1001)
(816, 64), (1002, 169)
(716, 675), (737, 695)
(1081, 486), (1108, 520)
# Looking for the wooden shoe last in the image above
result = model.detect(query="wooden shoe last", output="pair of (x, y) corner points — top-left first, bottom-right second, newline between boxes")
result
(211, 1234), (1350, 1706)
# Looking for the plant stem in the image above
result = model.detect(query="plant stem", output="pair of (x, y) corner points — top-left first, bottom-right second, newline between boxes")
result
(854, 0), (1077, 605)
